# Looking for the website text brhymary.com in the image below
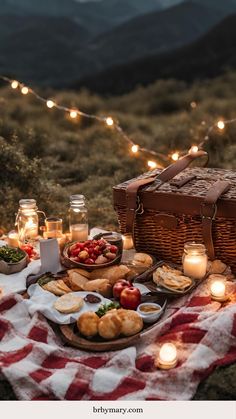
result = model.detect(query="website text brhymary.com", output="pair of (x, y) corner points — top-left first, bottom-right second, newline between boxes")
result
(93, 407), (144, 415)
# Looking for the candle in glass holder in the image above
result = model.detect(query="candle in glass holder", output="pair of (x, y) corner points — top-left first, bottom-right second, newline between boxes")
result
(156, 343), (178, 370)
(183, 242), (208, 279)
(210, 279), (228, 302)
(122, 234), (134, 250)
(8, 231), (19, 248)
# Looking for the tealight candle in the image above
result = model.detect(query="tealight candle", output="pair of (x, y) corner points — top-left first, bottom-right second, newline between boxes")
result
(183, 242), (208, 279)
(210, 280), (228, 302)
(122, 234), (134, 250)
(156, 343), (178, 370)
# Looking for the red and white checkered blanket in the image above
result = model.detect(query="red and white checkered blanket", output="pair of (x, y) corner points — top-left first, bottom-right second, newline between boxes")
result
(0, 279), (236, 400)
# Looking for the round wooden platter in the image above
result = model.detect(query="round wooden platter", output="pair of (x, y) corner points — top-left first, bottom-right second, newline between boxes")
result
(59, 295), (167, 352)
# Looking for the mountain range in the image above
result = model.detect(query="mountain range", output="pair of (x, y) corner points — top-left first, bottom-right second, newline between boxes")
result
(76, 13), (236, 94)
(0, 0), (236, 88)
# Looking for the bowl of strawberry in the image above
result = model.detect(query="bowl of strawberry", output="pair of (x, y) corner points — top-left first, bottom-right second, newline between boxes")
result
(62, 238), (122, 270)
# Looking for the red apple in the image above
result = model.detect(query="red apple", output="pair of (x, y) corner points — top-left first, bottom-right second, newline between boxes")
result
(113, 280), (131, 299)
(120, 287), (141, 310)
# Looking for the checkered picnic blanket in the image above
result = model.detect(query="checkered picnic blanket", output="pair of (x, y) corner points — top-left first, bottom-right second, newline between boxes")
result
(0, 278), (236, 400)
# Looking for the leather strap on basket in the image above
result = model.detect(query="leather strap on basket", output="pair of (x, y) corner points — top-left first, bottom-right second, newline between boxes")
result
(201, 180), (231, 260)
(125, 150), (208, 234)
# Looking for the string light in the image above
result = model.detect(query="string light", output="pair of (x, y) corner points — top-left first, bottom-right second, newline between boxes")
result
(46, 99), (55, 109)
(217, 120), (225, 130)
(131, 144), (139, 153)
(148, 160), (157, 169)
(69, 110), (78, 119)
(189, 145), (199, 154)
(106, 116), (114, 126)
(21, 86), (29, 95)
(171, 152), (179, 161)
(1, 75), (236, 170)
(11, 80), (19, 89)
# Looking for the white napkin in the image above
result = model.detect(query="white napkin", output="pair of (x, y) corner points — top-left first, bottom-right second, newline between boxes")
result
(0, 259), (41, 296)
(25, 284), (112, 324)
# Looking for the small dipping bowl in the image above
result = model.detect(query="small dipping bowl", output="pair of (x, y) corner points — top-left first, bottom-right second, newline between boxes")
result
(137, 302), (163, 324)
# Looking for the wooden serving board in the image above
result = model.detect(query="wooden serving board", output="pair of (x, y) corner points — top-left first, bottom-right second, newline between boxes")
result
(60, 294), (167, 352)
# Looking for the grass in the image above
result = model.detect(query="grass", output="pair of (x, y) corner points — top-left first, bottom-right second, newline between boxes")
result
(0, 71), (236, 232)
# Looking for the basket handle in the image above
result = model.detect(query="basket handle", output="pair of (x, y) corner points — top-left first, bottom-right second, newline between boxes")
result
(125, 150), (208, 234)
(147, 150), (208, 191)
(202, 180), (231, 260)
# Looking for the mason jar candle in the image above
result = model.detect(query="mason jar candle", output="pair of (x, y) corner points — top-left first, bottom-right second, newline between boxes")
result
(183, 242), (208, 280)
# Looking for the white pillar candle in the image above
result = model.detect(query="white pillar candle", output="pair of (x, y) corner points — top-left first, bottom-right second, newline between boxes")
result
(122, 234), (134, 250)
(156, 343), (178, 369)
(8, 231), (19, 248)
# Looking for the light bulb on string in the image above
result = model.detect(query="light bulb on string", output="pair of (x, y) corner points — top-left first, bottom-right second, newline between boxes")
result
(69, 110), (78, 119)
(190, 101), (197, 109)
(106, 117), (114, 127)
(21, 86), (29, 95)
(131, 144), (139, 153)
(189, 145), (199, 154)
(171, 152), (179, 161)
(217, 120), (225, 130)
(148, 160), (157, 169)
(46, 99), (55, 109)
(11, 80), (19, 89)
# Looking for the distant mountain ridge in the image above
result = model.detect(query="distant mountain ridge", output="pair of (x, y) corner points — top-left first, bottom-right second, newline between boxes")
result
(74, 13), (236, 94)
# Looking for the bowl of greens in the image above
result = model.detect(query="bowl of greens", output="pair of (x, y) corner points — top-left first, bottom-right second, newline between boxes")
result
(0, 246), (28, 275)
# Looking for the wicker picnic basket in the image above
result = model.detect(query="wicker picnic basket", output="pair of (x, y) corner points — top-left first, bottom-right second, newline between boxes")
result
(113, 151), (236, 273)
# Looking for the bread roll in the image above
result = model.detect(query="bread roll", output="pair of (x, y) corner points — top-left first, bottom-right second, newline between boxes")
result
(133, 253), (153, 267)
(90, 265), (130, 285)
(54, 293), (84, 314)
(209, 260), (227, 274)
(117, 309), (143, 336)
(77, 312), (99, 337)
(84, 278), (112, 298)
(68, 271), (89, 291)
(98, 312), (122, 340)
(68, 269), (90, 279)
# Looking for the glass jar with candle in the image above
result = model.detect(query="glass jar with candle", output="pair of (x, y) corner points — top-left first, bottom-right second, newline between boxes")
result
(16, 199), (39, 243)
(69, 195), (88, 242)
(182, 242), (208, 280)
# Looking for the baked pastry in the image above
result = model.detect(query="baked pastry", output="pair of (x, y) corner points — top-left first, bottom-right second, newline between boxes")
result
(153, 266), (192, 291)
(42, 280), (72, 296)
(54, 293), (84, 314)
(117, 309), (143, 336)
(90, 265), (130, 286)
(98, 312), (122, 340)
(77, 312), (99, 337)
(68, 271), (89, 291)
(209, 260), (227, 275)
(132, 253), (153, 267)
(84, 278), (112, 298)
(68, 269), (90, 279)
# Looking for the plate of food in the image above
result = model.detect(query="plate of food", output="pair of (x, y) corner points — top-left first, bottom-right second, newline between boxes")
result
(62, 238), (122, 271)
(133, 262), (198, 297)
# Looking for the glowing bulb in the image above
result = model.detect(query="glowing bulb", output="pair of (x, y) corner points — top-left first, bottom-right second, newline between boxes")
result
(148, 160), (157, 169)
(70, 110), (78, 119)
(217, 120), (225, 130)
(11, 80), (19, 89)
(21, 86), (29, 95)
(189, 145), (199, 154)
(131, 144), (139, 153)
(46, 99), (55, 109)
(190, 101), (197, 109)
(106, 117), (114, 126)
(172, 152), (179, 161)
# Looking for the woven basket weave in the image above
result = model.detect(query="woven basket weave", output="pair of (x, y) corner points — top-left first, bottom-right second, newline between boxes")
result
(114, 166), (236, 273)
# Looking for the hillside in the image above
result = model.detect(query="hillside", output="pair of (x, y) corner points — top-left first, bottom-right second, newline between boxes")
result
(75, 13), (236, 94)
(78, 1), (223, 75)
